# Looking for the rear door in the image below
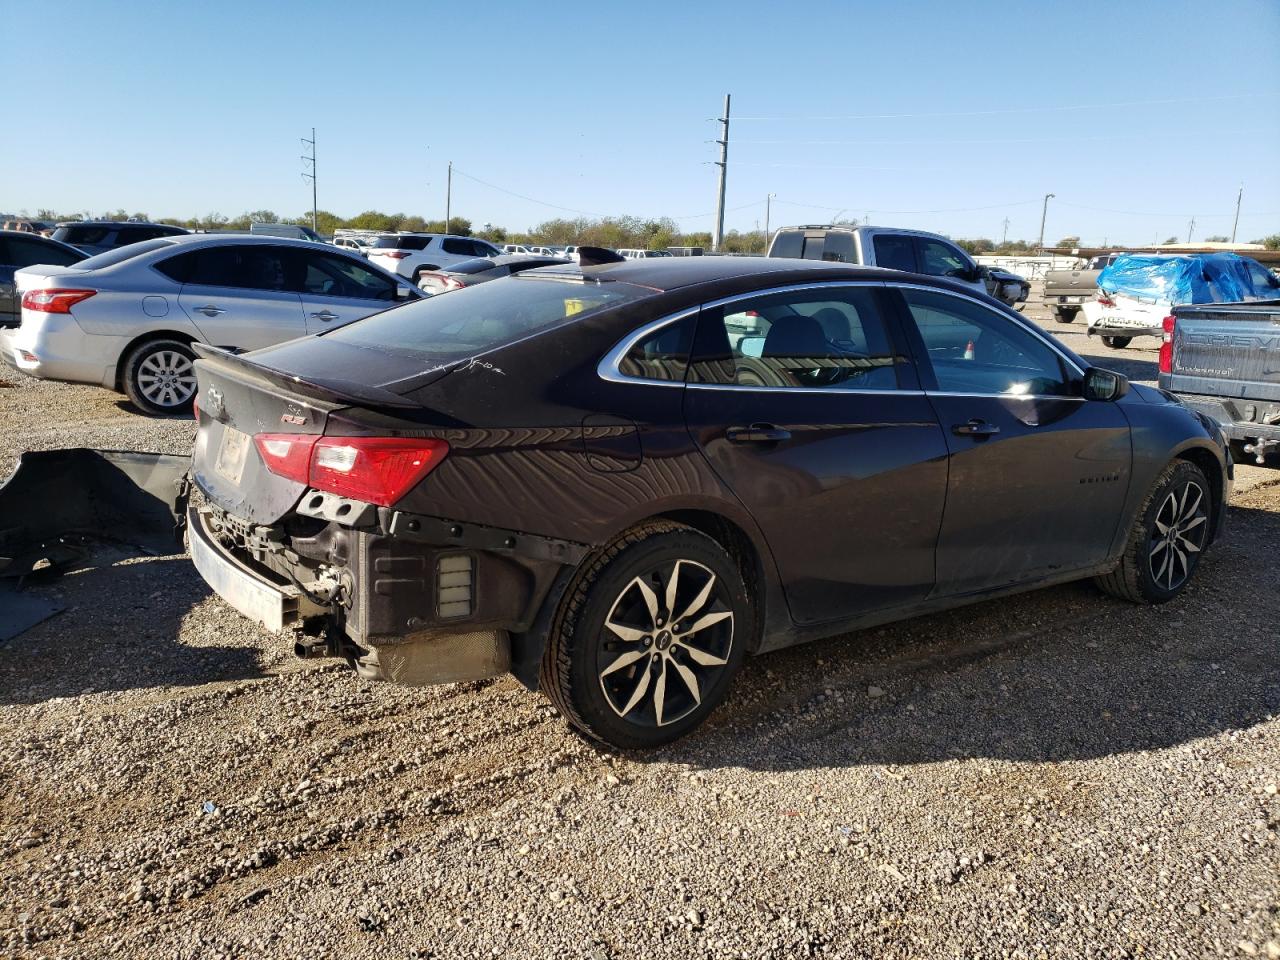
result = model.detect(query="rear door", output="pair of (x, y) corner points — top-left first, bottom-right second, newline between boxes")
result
(683, 282), (948, 625)
(167, 244), (307, 351)
(891, 285), (1131, 595)
(293, 248), (401, 333)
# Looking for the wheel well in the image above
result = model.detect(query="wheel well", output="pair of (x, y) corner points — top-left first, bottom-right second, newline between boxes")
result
(1176, 446), (1225, 538)
(412, 264), (439, 278)
(656, 509), (766, 652)
(114, 331), (195, 390)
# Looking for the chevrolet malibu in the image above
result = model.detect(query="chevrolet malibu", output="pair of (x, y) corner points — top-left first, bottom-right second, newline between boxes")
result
(188, 254), (1231, 748)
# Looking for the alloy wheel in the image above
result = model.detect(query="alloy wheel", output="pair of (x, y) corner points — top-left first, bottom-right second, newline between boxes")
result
(597, 559), (734, 728)
(1148, 480), (1208, 591)
(137, 350), (197, 408)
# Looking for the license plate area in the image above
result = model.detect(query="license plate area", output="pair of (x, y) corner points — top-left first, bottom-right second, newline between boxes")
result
(214, 427), (250, 484)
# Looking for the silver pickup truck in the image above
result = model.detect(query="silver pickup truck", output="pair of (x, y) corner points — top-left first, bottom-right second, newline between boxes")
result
(1160, 301), (1280, 464)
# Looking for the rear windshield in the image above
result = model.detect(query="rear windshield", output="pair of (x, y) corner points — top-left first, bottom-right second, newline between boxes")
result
(371, 235), (431, 251)
(76, 238), (178, 270)
(324, 275), (652, 361)
(58, 225), (113, 245)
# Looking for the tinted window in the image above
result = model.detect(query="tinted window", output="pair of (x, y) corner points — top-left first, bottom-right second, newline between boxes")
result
(300, 252), (397, 300)
(325, 276), (652, 362)
(902, 289), (1070, 397)
(59, 225), (113, 245)
(872, 234), (916, 272)
(3, 237), (84, 267)
(770, 231), (803, 258)
(372, 235), (431, 251)
(617, 314), (695, 382)
(79, 238), (178, 270)
(447, 258), (497, 275)
(917, 239), (972, 278)
(179, 245), (294, 291)
(473, 241), (502, 257)
(690, 287), (901, 390)
(442, 238), (478, 256)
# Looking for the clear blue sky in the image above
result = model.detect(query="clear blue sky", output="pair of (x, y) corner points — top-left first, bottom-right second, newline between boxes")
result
(5, 0), (1278, 245)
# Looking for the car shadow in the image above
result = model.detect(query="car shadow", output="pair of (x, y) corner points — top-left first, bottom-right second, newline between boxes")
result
(1078, 350), (1158, 382)
(654, 501), (1279, 770)
(0, 551), (268, 706)
(112, 399), (196, 420)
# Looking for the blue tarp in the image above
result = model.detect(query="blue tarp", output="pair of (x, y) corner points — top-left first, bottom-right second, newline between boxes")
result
(1097, 253), (1276, 305)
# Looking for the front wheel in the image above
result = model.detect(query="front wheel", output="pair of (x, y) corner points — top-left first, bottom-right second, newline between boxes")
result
(122, 338), (198, 416)
(540, 521), (749, 748)
(1095, 460), (1213, 603)
(1101, 335), (1132, 349)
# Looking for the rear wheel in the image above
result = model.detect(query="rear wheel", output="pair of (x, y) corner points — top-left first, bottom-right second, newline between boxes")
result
(1095, 460), (1212, 603)
(122, 338), (197, 416)
(1054, 307), (1078, 323)
(540, 521), (749, 748)
(1101, 335), (1132, 349)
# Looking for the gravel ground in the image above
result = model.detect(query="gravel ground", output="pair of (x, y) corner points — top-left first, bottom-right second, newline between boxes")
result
(1, 310), (1277, 960)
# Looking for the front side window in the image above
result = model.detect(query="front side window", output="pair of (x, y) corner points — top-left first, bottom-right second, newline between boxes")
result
(902, 288), (1071, 397)
(616, 314), (695, 382)
(917, 239), (972, 279)
(300, 252), (396, 300)
(442, 238), (475, 256)
(689, 287), (901, 390)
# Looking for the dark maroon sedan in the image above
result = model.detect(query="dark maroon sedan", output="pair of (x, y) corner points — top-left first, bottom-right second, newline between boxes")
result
(188, 253), (1230, 748)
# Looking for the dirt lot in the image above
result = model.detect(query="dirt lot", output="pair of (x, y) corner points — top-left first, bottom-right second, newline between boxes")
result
(1, 315), (1277, 960)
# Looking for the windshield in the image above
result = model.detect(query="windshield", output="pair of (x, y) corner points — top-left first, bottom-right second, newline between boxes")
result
(323, 275), (653, 361)
(76, 238), (178, 270)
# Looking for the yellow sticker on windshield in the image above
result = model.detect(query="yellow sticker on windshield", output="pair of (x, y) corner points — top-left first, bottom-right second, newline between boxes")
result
(564, 298), (586, 316)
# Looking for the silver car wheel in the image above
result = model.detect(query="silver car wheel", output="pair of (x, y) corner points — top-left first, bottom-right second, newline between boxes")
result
(597, 559), (734, 728)
(137, 350), (197, 408)
(1148, 480), (1208, 591)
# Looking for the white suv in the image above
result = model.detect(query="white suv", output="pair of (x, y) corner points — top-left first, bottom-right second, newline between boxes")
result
(366, 233), (504, 282)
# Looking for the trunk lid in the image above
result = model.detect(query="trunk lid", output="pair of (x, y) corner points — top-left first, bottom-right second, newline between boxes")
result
(14, 264), (94, 293)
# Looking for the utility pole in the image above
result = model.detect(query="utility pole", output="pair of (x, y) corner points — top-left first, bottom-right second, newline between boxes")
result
(1231, 184), (1243, 243)
(1001, 217), (1010, 245)
(712, 94), (731, 253)
(445, 161), (452, 234)
(764, 193), (775, 252)
(1037, 193), (1054, 253)
(1186, 217), (1196, 243)
(301, 128), (317, 234)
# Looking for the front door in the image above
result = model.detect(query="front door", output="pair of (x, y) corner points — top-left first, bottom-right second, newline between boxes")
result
(892, 286), (1132, 596)
(683, 283), (949, 626)
(294, 249), (401, 334)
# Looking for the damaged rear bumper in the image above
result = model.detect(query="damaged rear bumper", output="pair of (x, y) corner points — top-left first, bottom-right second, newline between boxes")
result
(0, 449), (191, 578)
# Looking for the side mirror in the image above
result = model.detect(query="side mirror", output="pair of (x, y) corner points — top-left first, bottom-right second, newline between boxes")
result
(1083, 367), (1129, 402)
(395, 284), (416, 300)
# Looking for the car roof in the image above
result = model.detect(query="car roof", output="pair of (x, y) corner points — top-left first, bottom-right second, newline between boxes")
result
(531, 254), (895, 291)
(55, 220), (184, 229)
(139, 233), (357, 251)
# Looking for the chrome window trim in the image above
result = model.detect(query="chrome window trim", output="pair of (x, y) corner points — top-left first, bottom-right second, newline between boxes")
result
(894, 282), (1088, 378)
(596, 308), (699, 388)
(687, 383), (924, 396)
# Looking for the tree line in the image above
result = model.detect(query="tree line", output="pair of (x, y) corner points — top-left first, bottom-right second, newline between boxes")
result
(20, 208), (1280, 252)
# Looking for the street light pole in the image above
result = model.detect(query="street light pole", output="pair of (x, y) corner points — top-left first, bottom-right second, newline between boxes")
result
(301, 128), (317, 234)
(711, 94), (731, 253)
(1037, 193), (1054, 253)
(445, 161), (452, 234)
(764, 193), (775, 253)
(1231, 184), (1243, 244)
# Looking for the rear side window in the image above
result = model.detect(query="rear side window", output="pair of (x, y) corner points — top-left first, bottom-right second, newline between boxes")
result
(372, 235), (431, 251)
(325, 276), (653, 361)
(2, 237), (84, 267)
(617, 314), (695, 382)
(169, 245), (294, 291)
(873, 235), (916, 272)
(690, 287), (901, 390)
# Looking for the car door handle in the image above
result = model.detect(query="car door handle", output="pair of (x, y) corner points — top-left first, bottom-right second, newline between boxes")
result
(194, 305), (225, 317)
(952, 419), (1001, 437)
(308, 310), (340, 322)
(726, 423), (791, 443)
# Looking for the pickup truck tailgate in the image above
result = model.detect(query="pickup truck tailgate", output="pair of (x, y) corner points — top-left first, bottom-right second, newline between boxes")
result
(1166, 303), (1280, 403)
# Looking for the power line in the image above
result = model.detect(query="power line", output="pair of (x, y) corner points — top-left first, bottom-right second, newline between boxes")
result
(729, 92), (1273, 122)
(734, 135), (1118, 145)
(449, 167), (605, 217)
(773, 198), (1042, 215)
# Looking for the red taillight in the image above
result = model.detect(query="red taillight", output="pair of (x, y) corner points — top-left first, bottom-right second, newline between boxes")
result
(254, 433), (318, 485)
(309, 437), (449, 507)
(374, 250), (410, 259)
(21, 288), (97, 313)
(254, 434), (449, 507)
(1159, 314), (1176, 375)
(443, 277), (466, 291)
(192, 396), (200, 421)
(1096, 293), (1115, 308)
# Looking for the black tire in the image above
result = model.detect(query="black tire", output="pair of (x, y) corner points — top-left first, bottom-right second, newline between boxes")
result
(540, 521), (750, 749)
(1101, 335), (1132, 349)
(1095, 460), (1213, 604)
(1054, 307), (1078, 323)
(121, 338), (198, 416)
